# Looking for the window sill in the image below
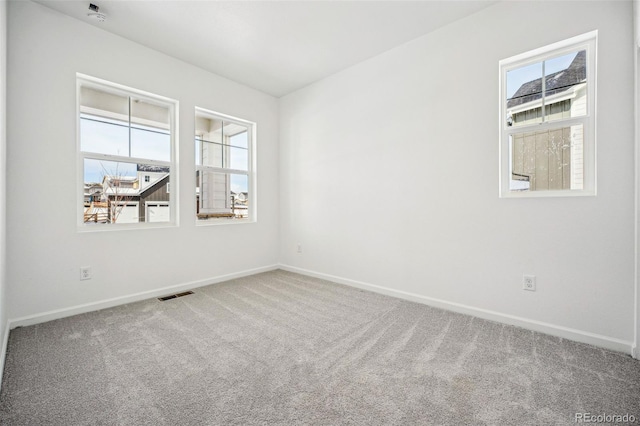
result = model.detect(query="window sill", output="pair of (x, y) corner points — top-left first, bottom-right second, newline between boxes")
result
(500, 189), (596, 198)
(77, 222), (178, 233)
(196, 218), (255, 226)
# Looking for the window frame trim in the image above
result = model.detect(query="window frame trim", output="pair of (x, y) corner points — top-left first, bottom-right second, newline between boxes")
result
(76, 73), (180, 231)
(498, 31), (598, 198)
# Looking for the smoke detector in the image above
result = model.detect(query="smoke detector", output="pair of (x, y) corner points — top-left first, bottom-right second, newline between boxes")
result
(87, 3), (106, 22)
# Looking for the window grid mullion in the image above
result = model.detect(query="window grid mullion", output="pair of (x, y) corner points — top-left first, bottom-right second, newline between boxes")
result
(504, 116), (588, 137)
(541, 60), (546, 123)
(197, 165), (249, 176)
(81, 152), (171, 168)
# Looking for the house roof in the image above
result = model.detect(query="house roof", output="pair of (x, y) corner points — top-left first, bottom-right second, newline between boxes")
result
(103, 187), (139, 196)
(102, 176), (137, 185)
(138, 164), (170, 173)
(507, 50), (586, 109)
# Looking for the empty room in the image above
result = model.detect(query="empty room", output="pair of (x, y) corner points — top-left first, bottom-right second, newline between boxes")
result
(0, 0), (639, 424)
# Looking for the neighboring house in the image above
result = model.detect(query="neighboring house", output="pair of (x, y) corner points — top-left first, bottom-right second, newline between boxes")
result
(233, 191), (248, 203)
(83, 182), (108, 223)
(83, 182), (102, 204)
(137, 164), (170, 223)
(101, 175), (138, 196)
(230, 191), (248, 218)
(85, 165), (171, 224)
(100, 175), (140, 223)
(506, 51), (586, 191)
(83, 176), (139, 224)
(195, 185), (248, 219)
(137, 164), (170, 193)
(138, 173), (170, 223)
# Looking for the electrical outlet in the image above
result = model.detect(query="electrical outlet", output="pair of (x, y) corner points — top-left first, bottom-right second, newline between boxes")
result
(523, 274), (536, 291)
(297, 243), (302, 254)
(80, 266), (92, 281)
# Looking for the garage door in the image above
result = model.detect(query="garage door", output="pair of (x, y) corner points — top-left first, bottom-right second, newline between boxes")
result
(114, 202), (139, 223)
(146, 202), (170, 223)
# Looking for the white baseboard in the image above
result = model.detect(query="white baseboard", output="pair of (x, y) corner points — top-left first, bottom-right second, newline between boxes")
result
(5, 263), (635, 357)
(280, 264), (635, 355)
(8, 264), (280, 329)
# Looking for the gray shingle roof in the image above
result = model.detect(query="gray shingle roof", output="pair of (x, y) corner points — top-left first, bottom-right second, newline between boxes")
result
(507, 50), (586, 109)
(137, 164), (170, 173)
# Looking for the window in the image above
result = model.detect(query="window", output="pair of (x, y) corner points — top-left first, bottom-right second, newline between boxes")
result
(78, 74), (178, 227)
(499, 31), (597, 197)
(195, 108), (254, 222)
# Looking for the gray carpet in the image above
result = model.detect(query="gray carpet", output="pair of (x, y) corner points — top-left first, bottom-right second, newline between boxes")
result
(0, 270), (639, 425)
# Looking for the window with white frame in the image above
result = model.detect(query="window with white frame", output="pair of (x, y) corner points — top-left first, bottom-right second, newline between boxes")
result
(499, 31), (597, 197)
(195, 108), (254, 222)
(78, 74), (177, 227)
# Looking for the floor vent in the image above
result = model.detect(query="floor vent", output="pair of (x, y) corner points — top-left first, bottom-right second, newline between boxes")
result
(158, 291), (194, 301)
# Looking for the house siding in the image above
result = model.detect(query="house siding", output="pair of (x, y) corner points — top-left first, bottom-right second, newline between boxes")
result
(138, 178), (169, 222)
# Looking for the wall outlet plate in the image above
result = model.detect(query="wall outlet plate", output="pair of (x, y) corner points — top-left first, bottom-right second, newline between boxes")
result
(80, 266), (92, 281)
(523, 274), (536, 291)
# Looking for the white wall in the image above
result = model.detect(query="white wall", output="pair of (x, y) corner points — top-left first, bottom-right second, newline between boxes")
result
(0, 0), (7, 359)
(4, 0), (637, 355)
(6, 1), (279, 320)
(634, 0), (640, 359)
(280, 1), (636, 351)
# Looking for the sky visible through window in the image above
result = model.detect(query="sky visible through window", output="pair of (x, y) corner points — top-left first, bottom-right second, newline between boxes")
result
(82, 115), (169, 183)
(84, 158), (137, 183)
(230, 174), (248, 195)
(506, 51), (578, 100)
(230, 131), (248, 194)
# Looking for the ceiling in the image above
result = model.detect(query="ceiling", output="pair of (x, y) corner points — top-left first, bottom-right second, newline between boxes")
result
(33, 0), (497, 97)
